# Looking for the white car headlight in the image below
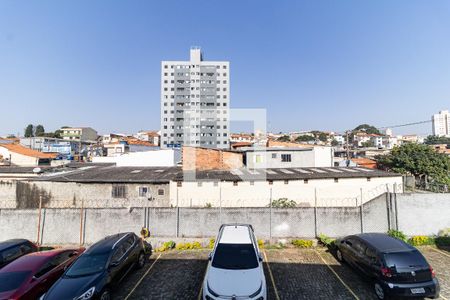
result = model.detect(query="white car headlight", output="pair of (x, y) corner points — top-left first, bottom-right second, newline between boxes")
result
(75, 287), (95, 300)
(249, 282), (263, 298)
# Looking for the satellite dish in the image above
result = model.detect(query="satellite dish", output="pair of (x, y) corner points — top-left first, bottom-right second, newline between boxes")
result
(33, 167), (42, 174)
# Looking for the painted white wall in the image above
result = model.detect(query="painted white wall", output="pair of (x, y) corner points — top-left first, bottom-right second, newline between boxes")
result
(246, 147), (333, 169)
(170, 176), (403, 207)
(92, 149), (181, 167)
(0, 147), (39, 166)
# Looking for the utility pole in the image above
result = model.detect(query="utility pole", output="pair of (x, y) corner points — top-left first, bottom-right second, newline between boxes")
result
(346, 131), (350, 162)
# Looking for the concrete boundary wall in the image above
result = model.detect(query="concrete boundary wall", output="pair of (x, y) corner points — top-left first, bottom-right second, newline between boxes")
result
(396, 193), (450, 236)
(0, 193), (449, 244)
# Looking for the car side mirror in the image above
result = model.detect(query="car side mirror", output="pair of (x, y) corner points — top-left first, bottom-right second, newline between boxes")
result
(258, 253), (263, 262)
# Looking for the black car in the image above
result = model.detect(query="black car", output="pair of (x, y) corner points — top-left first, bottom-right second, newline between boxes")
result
(42, 232), (146, 300)
(336, 233), (440, 299)
(0, 239), (38, 269)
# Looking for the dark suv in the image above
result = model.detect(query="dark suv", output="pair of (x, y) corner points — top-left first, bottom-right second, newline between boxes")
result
(42, 232), (146, 300)
(336, 233), (440, 299)
(0, 239), (38, 269)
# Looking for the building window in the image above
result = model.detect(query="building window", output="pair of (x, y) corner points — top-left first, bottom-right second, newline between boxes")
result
(281, 154), (292, 162)
(272, 153), (277, 159)
(112, 185), (127, 198)
(304, 179), (309, 184)
(233, 181), (238, 186)
(139, 187), (148, 197)
(334, 178), (339, 183)
(284, 180), (289, 185)
(158, 189), (165, 196)
(177, 182), (182, 187)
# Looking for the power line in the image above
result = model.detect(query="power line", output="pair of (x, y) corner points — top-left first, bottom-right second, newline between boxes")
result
(377, 120), (432, 130)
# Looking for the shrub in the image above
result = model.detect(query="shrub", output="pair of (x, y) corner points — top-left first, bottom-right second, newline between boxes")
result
(208, 238), (215, 249)
(318, 234), (335, 247)
(175, 243), (185, 250)
(155, 240), (176, 252)
(205, 203), (212, 208)
(435, 236), (450, 246)
(408, 236), (434, 246)
(269, 198), (297, 208)
(192, 241), (202, 249)
(176, 242), (200, 250)
(387, 230), (407, 242)
(163, 241), (175, 250)
(258, 239), (265, 249)
(292, 239), (313, 248)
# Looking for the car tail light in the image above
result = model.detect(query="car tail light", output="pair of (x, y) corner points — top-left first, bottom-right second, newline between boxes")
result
(430, 266), (435, 278)
(381, 267), (392, 278)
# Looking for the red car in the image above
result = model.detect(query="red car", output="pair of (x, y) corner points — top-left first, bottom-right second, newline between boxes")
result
(0, 247), (85, 300)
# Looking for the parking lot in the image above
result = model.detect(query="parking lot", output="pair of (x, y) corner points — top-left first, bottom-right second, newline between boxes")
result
(112, 246), (450, 300)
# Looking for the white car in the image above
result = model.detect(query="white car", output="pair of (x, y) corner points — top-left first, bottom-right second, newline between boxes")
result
(203, 224), (267, 300)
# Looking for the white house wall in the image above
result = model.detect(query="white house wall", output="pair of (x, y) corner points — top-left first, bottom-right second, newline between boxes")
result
(92, 149), (181, 167)
(170, 176), (403, 207)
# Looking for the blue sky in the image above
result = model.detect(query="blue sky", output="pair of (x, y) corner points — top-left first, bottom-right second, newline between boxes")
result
(1, 0), (449, 136)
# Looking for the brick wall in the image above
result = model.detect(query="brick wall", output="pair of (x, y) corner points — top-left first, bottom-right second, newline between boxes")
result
(182, 146), (243, 171)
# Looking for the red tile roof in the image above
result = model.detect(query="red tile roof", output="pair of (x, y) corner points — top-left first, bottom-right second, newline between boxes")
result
(0, 144), (58, 159)
(351, 158), (377, 169)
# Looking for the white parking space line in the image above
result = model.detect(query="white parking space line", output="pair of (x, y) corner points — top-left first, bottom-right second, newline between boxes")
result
(315, 250), (360, 300)
(124, 253), (162, 300)
(429, 247), (450, 259)
(263, 250), (281, 300)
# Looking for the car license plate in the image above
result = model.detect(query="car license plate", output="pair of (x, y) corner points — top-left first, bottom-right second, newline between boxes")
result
(411, 288), (425, 294)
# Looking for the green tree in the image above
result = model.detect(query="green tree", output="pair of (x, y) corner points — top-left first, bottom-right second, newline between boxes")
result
(353, 124), (380, 135)
(425, 135), (450, 145)
(35, 125), (45, 137)
(331, 139), (339, 146)
(53, 129), (62, 138)
(318, 132), (328, 142)
(377, 143), (450, 185)
(277, 135), (290, 142)
(24, 124), (34, 137)
(296, 135), (315, 142)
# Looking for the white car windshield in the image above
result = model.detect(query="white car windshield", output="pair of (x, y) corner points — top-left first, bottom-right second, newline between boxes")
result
(212, 243), (258, 270)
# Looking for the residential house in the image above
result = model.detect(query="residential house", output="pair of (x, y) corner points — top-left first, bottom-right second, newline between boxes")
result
(134, 131), (160, 146)
(244, 146), (333, 169)
(0, 144), (57, 167)
(61, 127), (98, 142)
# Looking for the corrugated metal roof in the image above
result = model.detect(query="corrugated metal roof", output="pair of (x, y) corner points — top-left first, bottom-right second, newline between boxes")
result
(22, 165), (400, 183)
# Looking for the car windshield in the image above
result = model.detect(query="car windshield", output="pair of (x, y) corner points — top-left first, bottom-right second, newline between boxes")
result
(384, 250), (427, 268)
(212, 243), (258, 270)
(65, 252), (109, 277)
(0, 271), (31, 292)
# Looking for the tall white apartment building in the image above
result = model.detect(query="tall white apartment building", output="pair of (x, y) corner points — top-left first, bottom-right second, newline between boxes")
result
(432, 110), (450, 137)
(160, 47), (230, 149)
